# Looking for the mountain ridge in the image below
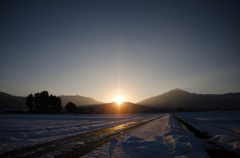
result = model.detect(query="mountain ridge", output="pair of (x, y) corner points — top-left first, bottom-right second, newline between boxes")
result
(137, 89), (240, 110)
(1, 89), (240, 111)
(0, 92), (103, 109)
(59, 95), (102, 107)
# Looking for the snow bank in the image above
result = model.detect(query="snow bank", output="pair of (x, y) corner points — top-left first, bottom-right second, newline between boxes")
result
(84, 114), (209, 158)
(174, 111), (240, 154)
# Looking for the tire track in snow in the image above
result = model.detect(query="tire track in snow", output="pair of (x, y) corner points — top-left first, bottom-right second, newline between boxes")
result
(58, 114), (165, 158)
(0, 114), (164, 158)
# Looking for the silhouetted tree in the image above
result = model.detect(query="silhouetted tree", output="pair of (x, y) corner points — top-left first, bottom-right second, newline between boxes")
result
(26, 94), (34, 112)
(56, 97), (62, 112)
(49, 94), (54, 112)
(65, 102), (76, 113)
(48, 95), (62, 113)
(34, 92), (40, 113)
(39, 91), (49, 112)
(26, 91), (62, 114)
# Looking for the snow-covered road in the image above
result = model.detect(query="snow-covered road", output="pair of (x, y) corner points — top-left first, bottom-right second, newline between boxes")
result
(84, 113), (210, 158)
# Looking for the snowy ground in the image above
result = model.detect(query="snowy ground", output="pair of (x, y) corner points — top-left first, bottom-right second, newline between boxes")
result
(83, 113), (210, 158)
(173, 111), (240, 154)
(1, 112), (240, 157)
(0, 113), (156, 154)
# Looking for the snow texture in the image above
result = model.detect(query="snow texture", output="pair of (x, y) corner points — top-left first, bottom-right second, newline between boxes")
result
(83, 114), (210, 158)
(0, 113), (156, 154)
(174, 111), (240, 154)
(1, 111), (239, 157)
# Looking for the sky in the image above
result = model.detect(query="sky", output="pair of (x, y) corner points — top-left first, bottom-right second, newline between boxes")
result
(1, 0), (240, 103)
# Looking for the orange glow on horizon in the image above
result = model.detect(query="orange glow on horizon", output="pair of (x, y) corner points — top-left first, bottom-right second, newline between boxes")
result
(114, 96), (124, 105)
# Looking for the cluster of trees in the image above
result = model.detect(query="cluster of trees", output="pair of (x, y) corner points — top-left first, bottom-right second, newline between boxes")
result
(25, 91), (62, 113)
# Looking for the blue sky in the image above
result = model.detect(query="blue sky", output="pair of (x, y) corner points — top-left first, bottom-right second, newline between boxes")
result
(1, 0), (240, 103)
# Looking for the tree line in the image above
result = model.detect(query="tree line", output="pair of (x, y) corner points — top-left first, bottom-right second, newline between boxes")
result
(25, 91), (62, 113)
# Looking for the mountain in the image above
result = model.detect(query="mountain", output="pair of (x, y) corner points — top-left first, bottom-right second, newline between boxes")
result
(137, 88), (240, 110)
(0, 92), (26, 109)
(0, 92), (102, 109)
(0, 92), (26, 104)
(59, 95), (103, 107)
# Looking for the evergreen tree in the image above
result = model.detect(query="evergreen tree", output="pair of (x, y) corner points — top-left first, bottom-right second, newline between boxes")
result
(26, 94), (34, 112)
(49, 94), (54, 112)
(34, 92), (40, 113)
(39, 91), (49, 112)
(56, 97), (62, 112)
(26, 91), (62, 113)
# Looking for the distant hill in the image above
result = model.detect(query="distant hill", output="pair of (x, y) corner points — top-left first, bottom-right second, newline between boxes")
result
(59, 95), (103, 107)
(77, 102), (149, 114)
(2, 89), (240, 111)
(0, 92), (26, 109)
(0, 92), (26, 103)
(137, 88), (240, 110)
(0, 92), (103, 109)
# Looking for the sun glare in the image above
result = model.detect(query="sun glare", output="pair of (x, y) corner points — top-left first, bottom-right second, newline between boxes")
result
(115, 96), (124, 105)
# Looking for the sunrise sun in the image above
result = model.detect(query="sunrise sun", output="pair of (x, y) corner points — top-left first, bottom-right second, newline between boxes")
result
(114, 96), (124, 105)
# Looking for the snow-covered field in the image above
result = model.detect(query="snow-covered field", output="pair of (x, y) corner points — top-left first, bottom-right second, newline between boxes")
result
(1, 111), (240, 157)
(173, 111), (240, 154)
(0, 113), (156, 154)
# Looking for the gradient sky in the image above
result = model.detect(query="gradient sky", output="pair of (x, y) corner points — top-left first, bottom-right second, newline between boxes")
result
(1, 0), (240, 103)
